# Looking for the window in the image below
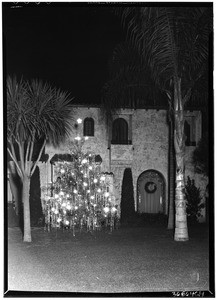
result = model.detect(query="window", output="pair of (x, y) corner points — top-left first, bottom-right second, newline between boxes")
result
(83, 118), (94, 136)
(112, 118), (128, 144)
(184, 118), (196, 146)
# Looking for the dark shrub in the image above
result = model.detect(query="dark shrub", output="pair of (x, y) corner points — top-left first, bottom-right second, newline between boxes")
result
(120, 168), (135, 225)
(30, 166), (43, 226)
(185, 176), (205, 224)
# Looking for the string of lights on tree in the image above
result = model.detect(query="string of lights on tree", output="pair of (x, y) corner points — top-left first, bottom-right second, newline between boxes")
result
(41, 118), (119, 235)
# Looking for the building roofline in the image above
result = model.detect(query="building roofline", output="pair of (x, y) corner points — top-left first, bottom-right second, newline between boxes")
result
(71, 103), (203, 111)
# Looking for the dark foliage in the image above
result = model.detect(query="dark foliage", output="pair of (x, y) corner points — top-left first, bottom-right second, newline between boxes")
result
(120, 168), (135, 225)
(30, 166), (43, 226)
(192, 133), (209, 177)
(185, 176), (204, 224)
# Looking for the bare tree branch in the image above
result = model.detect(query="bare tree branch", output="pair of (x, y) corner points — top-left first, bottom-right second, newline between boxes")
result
(27, 131), (35, 174)
(25, 140), (31, 172)
(30, 139), (46, 176)
(7, 147), (23, 179)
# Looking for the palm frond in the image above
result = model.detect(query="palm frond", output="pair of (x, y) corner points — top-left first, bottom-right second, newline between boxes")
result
(102, 42), (167, 117)
(7, 76), (29, 142)
(27, 79), (74, 146)
(7, 76), (74, 153)
(117, 6), (212, 96)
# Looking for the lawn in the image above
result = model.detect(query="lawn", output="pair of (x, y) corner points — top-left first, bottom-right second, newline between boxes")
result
(6, 224), (211, 295)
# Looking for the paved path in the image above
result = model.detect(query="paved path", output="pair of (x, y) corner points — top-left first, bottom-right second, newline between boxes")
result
(7, 225), (210, 294)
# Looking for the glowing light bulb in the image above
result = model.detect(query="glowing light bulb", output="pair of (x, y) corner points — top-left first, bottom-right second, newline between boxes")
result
(90, 196), (94, 200)
(54, 194), (59, 199)
(51, 207), (55, 212)
(75, 136), (81, 141)
(59, 191), (64, 196)
(60, 169), (65, 174)
(65, 220), (70, 225)
(104, 207), (109, 213)
(84, 136), (89, 140)
(93, 178), (97, 183)
(97, 188), (101, 193)
(57, 218), (62, 223)
(74, 206), (78, 210)
(111, 207), (117, 213)
(87, 190), (90, 193)
(89, 166), (93, 170)
(77, 118), (82, 124)
(81, 158), (87, 164)
(100, 175), (106, 181)
(73, 189), (78, 194)
(104, 192), (110, 197)
(54, 209), (58, 214)
(83, 182), (88, 187)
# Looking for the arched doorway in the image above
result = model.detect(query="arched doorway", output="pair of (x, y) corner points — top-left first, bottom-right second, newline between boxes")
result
(137, 170), (165, 214)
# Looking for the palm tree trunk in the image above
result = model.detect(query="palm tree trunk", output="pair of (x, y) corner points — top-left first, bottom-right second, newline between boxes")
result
(173, 78), (189, 241)
(167, 120), (175, 229)
(22, 174), (32, 242)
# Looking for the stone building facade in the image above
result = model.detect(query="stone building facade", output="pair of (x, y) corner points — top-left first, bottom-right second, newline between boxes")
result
(38, 105), (207, 221)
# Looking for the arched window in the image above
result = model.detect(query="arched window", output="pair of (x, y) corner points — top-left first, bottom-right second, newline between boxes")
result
(83, 118), (94, 136)
(112, 118), (128, 144)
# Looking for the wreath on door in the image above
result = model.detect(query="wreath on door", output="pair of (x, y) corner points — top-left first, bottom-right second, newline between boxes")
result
(145, 181), (157, 193)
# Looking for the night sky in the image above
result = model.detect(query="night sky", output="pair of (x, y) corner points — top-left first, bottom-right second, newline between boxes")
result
(3, 3), (124, 104)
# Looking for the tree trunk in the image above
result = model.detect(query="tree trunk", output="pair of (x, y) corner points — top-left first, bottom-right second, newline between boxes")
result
(8, 163), (21, 216)
(173, 79), (189, 241)
(167, 120), (175, 229)
(22, 175), (32, 242)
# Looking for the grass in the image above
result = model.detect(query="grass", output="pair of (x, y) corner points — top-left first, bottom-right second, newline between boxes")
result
(6, 224), (211, 295)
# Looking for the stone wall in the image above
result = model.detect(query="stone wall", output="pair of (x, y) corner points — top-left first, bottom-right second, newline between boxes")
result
(45, 107), (110, 172)
(38, 106), (205, 220)
(108, 109), (169, 213)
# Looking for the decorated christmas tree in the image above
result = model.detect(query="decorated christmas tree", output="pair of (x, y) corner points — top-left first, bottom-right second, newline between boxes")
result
(41, 118), (119, 235)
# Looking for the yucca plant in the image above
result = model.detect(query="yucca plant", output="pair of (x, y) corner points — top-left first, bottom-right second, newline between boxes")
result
(7, 76), (73, 242)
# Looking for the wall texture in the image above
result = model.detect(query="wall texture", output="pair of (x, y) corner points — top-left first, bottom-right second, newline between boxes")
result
(39, 106), (205, 220)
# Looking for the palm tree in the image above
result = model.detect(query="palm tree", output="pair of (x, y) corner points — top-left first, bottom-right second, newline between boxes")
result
(7, 77), (73, 242)
(103, 6), (212, 241)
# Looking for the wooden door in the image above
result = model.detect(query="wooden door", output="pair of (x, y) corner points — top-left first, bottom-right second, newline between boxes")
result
(137, 171), (164, 214)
